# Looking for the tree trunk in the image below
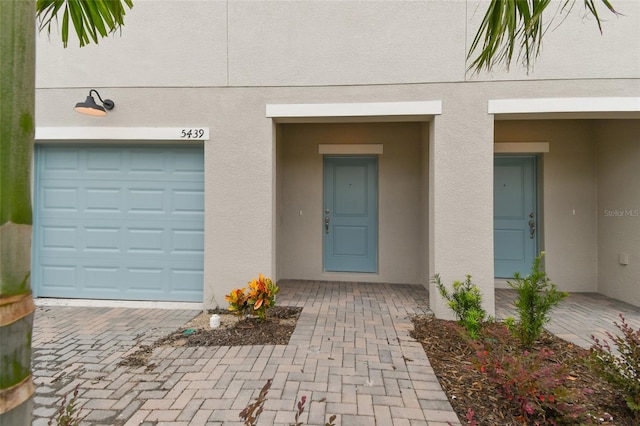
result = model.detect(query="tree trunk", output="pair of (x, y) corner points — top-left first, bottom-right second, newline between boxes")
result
(0, 1), (36, 424)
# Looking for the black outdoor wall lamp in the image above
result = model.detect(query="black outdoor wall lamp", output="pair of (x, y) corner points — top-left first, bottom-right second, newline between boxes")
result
(74, 89), (115, 116)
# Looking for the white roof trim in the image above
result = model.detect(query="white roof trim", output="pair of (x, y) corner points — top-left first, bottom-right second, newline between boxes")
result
(36, 127), (210, 141)
(488, 97), (640, 115)
(266, 101), (442, 118)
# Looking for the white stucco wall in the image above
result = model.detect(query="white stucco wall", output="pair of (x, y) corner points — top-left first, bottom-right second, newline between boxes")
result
(429, 99), (495, 319)
(36, 0), (228, 88)
(34, 0), (640, 312)
(227, 1), (467, 86)
(596, 120), (640, 307)
(36, 1), (640, 89)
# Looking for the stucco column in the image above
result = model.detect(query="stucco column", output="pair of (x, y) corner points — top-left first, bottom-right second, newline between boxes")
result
(203, 97), (275, 310)
(428, 99), (495, 319)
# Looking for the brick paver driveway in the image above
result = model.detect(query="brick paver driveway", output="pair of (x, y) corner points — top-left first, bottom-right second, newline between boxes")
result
(32, 281), (460, 425)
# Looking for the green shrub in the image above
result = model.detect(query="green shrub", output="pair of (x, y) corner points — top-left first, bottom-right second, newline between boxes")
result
(504, 253), (567, 348)
(432, 274), (487, 339)
(589, 314), (640, 416)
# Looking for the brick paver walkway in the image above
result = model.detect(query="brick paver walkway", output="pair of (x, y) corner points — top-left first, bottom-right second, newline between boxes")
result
(32, 281), (460, 426)
(496, 289), (640, 349)
(32, 284), (640, 425)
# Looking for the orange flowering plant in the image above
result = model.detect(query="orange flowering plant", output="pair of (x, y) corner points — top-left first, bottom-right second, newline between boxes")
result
(225, 274), (279, 321)
(246, 274), (279, 320)
(225, 287), (248, 315)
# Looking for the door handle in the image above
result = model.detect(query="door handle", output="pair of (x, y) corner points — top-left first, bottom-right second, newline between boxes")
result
(325, 216), (330, 234)
(528, 219), (536, 239)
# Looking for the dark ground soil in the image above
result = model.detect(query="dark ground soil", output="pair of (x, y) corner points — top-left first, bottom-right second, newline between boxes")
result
(410, 315), (637, 426)
(119, 306), (301, 368)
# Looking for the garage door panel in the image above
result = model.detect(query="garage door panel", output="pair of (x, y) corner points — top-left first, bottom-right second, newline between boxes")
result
(174, 150), (205, 175)
(86, 188), (122, 213)
(41, 226), (77, 251)
(129, 149), (167, 173)
(42, 147), (203, 180)
(128, 189), (165, 213)
(40, 181), (203, 219)
(37, 255), (203, 300)
(172, 189), (205, 215)
(40, 265), (77, 290)
(43, 148), (80, 172)
(85, 227), (121, 252)
(86, 149), (123, 172)
(34, 145), (204, 302)
(127, 227), (166, 253)
(42, 187), (80, 212)
(171, 229), (205, 254)
(39, 227), (203, 259)
(38, 220), (203, 256)
(127, 268), (165, 291)
(84, 266), (121, 290)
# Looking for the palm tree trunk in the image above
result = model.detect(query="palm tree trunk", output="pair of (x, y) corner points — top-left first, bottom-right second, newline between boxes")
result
(0, 1), (36, 424)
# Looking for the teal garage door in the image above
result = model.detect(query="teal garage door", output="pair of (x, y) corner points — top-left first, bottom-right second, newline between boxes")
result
(33, 145), (204, 302)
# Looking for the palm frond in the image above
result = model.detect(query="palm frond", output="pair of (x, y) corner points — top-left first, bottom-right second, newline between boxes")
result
(468, 0), (619, 74)
(36, 0), (133, 48)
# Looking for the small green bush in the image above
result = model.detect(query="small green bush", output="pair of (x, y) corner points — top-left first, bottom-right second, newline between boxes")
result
(589, 314), (640, 416)
(432, 274), (486, 339)
(505, 253), (567, 348)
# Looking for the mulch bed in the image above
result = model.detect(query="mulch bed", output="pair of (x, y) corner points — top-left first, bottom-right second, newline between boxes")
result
(181, 306), (302, 347)
(410, 315), (637, 426)
(119, 306), (301, 368)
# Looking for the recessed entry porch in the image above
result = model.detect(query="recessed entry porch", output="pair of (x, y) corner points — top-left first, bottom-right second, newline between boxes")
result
(493, 117), (640, 308)
(275, 121), (430, 285)
(268, 99), (495, 319)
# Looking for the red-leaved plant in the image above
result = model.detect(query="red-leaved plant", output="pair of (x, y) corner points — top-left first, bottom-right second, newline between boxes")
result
(470, 325), (590, 424)
(240, 379), (336, 426)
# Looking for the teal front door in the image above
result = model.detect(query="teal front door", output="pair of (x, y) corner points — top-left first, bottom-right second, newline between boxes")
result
(494, 156), (537, 278)
(323, 156), (378, 273)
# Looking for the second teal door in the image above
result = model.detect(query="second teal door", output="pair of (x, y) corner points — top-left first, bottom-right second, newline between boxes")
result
(494, 156), (537, 278)
(323, 156), (378, 273)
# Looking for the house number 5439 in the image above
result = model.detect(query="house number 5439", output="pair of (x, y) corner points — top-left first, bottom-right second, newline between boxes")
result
(180, 129), (205, 139)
